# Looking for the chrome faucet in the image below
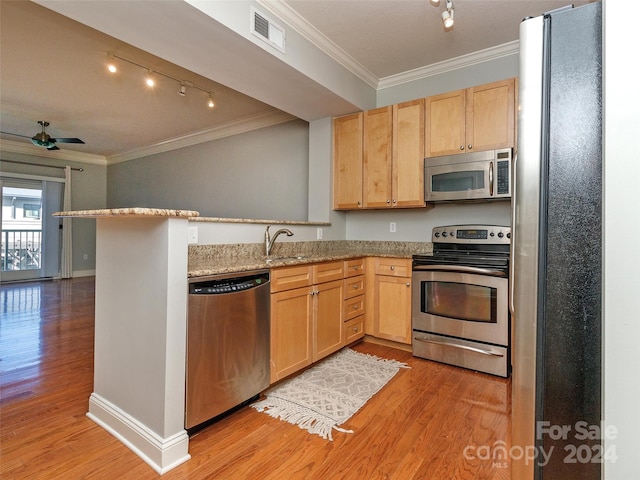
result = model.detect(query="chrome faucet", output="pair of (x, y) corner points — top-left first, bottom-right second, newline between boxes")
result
(265, 225), (294, 256)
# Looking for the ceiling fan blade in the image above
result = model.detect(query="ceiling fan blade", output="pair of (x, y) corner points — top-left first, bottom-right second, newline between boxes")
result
(0, 131), (32, 139)
(53, 137), (85, 144)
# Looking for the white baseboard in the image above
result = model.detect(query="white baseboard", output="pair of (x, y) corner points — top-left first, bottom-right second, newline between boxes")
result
(73, 269), (96, 277)
(87, 393), (190, 474)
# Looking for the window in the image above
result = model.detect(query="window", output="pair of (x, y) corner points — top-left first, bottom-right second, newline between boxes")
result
(24, 203), (41, 219)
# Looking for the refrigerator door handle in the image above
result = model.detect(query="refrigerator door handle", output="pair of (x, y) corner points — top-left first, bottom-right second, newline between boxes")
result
(509, 153), (517, 315)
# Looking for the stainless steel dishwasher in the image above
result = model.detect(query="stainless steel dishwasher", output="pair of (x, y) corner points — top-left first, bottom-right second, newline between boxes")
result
(186, 270), (270, 430)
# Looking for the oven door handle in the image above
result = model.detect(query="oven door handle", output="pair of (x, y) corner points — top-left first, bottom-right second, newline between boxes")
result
(412, 264), (507, 277)
(414, 337), (505, 357)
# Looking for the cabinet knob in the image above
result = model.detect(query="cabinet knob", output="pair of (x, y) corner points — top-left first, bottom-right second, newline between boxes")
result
(353, 305), (359, 310)
(392, 199), (397, 204)
(459, 145), (464, 150)
(406, 282), (411, 287)
(351, 326), (359, 332)
(468, 144), (473, 149)
(390, 266), (395, 270)
(357, 201), (361, 206)
(386, 199), (390, 204)
(352, 285), (359, 289)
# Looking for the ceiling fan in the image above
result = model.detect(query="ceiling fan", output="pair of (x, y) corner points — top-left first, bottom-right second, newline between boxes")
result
(1, 120), (85, 150)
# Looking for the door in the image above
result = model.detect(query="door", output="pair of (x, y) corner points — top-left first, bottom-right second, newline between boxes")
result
(313, 279), (344, 361)
(363, 106), (393, 208)
(374, 275), (412, 344)
(270, 285), (313, 382)
(393, 99), (425, 207)
(333, 113), (363, 209)
(1, 178), (61, 282)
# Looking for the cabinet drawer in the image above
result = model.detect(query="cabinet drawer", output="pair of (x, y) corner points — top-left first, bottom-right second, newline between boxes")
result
(344, 258), (365, 277)
(344, 295), (365, 321)
(344, 275), (365, 299)
(313, 261), (344, 284)
(270, 265), (312, 293)
(374, 257), (411, 277)
(344, 316), (365, 344)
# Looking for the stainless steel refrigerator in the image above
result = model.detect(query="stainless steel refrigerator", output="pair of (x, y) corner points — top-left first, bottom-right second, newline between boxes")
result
(511, 3), (602, 479)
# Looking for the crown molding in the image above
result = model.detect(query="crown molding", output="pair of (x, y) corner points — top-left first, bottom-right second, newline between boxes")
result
(257, 0), (519, 91)
(0, 139), (107, 166)
(106, 110), (296, 165)
(378, 41), (520, 89)
(256, 0), (379, 89)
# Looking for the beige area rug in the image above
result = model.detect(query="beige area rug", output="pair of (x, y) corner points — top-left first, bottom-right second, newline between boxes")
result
(251, 348), (409, 441)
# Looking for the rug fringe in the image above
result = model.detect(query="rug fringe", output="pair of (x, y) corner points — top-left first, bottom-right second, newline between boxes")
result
(342, 348), (411, 369)
(252, 397), (353, 441)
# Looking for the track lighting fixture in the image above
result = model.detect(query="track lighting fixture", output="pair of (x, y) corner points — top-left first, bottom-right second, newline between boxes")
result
(105, 52), (216, 110)
(106, 54), (117, 73)
(429, 0), (455, 31)
(145, 69), (155, 87)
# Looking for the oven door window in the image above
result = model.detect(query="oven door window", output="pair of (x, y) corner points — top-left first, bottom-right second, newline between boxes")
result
(422, 281), (497, 323)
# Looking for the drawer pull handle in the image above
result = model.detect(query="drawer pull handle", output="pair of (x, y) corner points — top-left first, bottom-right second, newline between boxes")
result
(351, 327), (359, 332)
(352, 285), (359, 289)
(353, 305), (359, 310)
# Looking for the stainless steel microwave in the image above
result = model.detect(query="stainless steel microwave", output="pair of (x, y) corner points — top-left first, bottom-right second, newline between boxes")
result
(425, 148), (512, 202)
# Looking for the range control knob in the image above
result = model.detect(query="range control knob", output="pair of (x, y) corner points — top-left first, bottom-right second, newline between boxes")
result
(450, 231), (455, 237)
(434, 232), (441, 238)
(442, 231), (448, 238)
(498, 232), (504, 238)
(507, 232), (511, 239)
(490, 232), (495, 237)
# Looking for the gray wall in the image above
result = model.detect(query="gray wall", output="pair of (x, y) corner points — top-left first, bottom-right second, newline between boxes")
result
(0, 151), (107, 274)
(107, 119), (310, 220)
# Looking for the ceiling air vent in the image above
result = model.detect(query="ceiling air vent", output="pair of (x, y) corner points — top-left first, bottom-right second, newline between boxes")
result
(251, 7), (285, 53)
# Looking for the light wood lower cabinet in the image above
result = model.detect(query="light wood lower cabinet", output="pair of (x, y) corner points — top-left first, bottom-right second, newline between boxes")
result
(270, 261), (345, 383)
(270, 285), (313, 382)
(365, 257), (412, 344)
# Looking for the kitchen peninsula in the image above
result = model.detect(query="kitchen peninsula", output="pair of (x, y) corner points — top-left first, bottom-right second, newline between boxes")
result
(55, 208), (430, 474)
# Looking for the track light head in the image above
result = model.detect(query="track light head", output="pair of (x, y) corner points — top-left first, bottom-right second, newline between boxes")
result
(106, 54), (117, 73)
(207, 94), (215, 109)
(442, 8), (454, 29)
(429, 0), (440, 6)
(145, 69), (155, 87)
(179, 84), (186, 96)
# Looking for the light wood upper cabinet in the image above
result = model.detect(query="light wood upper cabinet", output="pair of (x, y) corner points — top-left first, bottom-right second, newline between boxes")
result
(425, 89), (466, 157)
(393, 99), (425, 207)
(333, 112), (363, 209)
(425, 78), (516, 157)
(333, 101), (425, 210)
(363, 106), (393, 208)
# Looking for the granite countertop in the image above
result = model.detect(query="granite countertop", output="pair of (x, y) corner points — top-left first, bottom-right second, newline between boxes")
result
(53, 207), (200, 218)
(188, 240), (432, 277)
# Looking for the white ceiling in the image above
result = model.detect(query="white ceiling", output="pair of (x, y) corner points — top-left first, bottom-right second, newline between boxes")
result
(0, 0), (591, 162)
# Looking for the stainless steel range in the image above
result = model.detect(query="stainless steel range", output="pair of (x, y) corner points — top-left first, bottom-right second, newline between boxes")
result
(412, 225), (511, 377)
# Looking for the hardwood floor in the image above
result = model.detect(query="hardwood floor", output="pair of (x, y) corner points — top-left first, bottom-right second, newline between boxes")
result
(0, 277), (511, 479)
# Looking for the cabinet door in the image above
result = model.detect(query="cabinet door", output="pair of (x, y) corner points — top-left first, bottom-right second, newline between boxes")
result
(313, 279), (344, 361)
(333, 113), (363, 209)
(363, 106), (393, 208)
(466, 78), (515, 152)
(393, 99), (425, 207)
(425, 89), (466, 157)
(270, 286), (313, 382)
(374, 275), (412, 344)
